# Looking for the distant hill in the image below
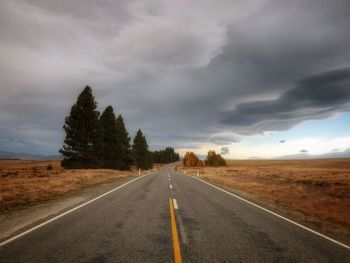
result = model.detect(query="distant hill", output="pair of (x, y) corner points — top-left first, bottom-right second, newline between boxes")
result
(277, 148), (350, 160)
(0, 151), (62, 160)
(248, 156), (265, 160)
(246, 148), (350, 160)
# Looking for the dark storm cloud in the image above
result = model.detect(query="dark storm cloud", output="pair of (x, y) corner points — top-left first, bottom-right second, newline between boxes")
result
(221, 68), (350, 134)
(1, 0), (350, 154)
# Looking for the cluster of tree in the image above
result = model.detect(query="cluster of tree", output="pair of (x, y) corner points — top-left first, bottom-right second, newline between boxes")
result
(205, 150), (226, 166)
(182, 152), (205, 167)
(151, 147), (180, 164)
(183, 150), (226, 167)
(60, 86), (152, 169)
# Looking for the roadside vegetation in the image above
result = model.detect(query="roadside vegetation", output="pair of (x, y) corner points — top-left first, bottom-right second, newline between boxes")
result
(0, 86), (182, 210)
(0, 160), (142, 210)
(183, 150), (226, 167)
(151, 147), (180, 164)
(60, 86), (180, 169)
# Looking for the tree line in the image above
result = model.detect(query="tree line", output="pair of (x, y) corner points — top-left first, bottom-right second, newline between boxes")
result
(151, 147), (180, 164)
(183, 150), (226, 167)
(60, 86), (179, 169)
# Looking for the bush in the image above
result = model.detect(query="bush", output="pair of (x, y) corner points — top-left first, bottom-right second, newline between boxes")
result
(205, 150), (226, 167)
(183, 152), (199, 167)
(47, 164), (53, 170)
(197, 160), (206, 167)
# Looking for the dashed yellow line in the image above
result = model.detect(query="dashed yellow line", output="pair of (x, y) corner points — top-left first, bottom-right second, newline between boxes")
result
(169, 198), (183, 263)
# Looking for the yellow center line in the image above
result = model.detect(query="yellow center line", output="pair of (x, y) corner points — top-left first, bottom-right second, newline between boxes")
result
(169, 198), (183, 263)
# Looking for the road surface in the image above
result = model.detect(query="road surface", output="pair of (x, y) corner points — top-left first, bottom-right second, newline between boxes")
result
(0, 165), (349, 262)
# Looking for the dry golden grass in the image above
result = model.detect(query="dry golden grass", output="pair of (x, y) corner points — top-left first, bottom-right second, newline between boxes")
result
(178, 159), (350, 236)
(0, 160), (141, 209)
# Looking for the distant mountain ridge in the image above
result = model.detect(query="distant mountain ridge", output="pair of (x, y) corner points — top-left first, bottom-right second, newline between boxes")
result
(247, 148), (350, 160)
(0, 151), (62, 160)
(278, 148), (350, 159)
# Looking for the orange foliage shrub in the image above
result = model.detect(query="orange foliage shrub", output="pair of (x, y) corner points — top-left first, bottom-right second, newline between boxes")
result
(183, 152), (207, 167)
(183, 151), (198, 167)
(197, 160), (206, 167)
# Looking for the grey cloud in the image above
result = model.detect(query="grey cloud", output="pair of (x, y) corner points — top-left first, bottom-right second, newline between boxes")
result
(220, 147), (230, 155)
(280, 140), (285, 143)
(300, 149), (308, 153)
(209, 133), (241, 145)
(106, 18), (226, 69)
(221, 67), (350, 134)
(1, 0), (350, 154)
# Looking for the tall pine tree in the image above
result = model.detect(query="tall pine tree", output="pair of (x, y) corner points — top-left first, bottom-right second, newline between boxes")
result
(60, 86), (100, 168)
(99, 106), (121, 169)
(115, 114), (133, 170)
(132, 129), (152, 169)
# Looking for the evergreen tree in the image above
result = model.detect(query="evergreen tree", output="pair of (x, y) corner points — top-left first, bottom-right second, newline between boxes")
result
(99, 106), (120, 169)
(151, 147), (180, 163)
(60, 86), (100, 168)
(115, 114), (133, 170)
(132, 129), (152, 169)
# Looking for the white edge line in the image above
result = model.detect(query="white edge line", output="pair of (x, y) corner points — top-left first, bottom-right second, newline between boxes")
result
(173, 198), (179, 210)
(173, 167), (350, 250)
(0, 172), (156, 247)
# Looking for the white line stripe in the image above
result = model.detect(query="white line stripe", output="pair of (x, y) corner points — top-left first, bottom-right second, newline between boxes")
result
(174, 168), (350, 250)
(170, 184), (173, 189)
(173, 198), (179, 210)
(0, 172), (156, 247)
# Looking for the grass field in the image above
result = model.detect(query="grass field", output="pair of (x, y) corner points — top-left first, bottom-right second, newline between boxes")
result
(0, 160), (144, 210)
(177, 159), (350, 237)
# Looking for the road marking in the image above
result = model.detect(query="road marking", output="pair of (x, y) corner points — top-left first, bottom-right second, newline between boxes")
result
(175, 168), (350, 250)
(0, 172), (157, 247)
(170, 184), (173, 189)
(173, 198), (179, 210)
(169, 198), (183, 263)
(176, 212), (188, 245)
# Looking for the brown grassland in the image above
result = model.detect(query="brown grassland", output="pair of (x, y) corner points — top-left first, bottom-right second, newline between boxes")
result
(177, 159), (350, 237)
(0, 160), (142, 210)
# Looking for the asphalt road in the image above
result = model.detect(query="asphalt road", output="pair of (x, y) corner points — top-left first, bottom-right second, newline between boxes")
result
(0, 165), (349, 262)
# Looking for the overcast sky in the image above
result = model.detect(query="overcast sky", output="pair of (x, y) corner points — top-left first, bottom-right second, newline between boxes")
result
(1, 0), (350, 158)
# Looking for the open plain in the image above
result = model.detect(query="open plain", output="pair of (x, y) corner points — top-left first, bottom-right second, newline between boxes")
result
(0, 160), (142, 210)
